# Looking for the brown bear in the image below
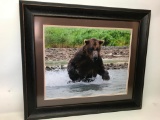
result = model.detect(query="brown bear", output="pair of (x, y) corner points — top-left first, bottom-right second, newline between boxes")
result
(67, 38), (110, 82)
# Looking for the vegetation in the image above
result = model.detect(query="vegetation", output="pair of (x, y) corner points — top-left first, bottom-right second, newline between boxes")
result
(44, 26), (131, 48)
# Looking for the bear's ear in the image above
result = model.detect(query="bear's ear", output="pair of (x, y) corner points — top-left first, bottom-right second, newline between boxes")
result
(84, 39), (90, 45)
(99, 40), (104, 45)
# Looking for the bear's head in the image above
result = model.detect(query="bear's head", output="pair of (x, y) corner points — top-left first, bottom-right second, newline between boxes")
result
(84, 38), (104, 62)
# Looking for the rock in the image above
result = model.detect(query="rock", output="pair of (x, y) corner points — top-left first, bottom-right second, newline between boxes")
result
(45, 47), (129, 61)
(45, 57), (48, 60)
(51, 67), (55, 70)
(110, 63), (113, 67)
(46, 66), (51, 71)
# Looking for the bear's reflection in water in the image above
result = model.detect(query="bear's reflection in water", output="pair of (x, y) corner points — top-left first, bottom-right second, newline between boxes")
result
(69, 84), (107, 92)
(45, 69), (127, 99)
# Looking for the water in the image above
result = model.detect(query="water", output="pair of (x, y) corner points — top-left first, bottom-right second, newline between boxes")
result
(45, 69), (128, 99)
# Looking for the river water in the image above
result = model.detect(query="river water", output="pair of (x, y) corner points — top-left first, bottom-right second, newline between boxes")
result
(45, 69), (128, 99)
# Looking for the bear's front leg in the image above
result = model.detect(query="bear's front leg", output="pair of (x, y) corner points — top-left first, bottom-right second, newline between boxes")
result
(97, 58), (110, 80)
(101, 70), (110, 80)
(67, 61), (80, 82)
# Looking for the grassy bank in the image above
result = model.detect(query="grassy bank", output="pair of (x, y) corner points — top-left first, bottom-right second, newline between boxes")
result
(44, 26), (131, 48)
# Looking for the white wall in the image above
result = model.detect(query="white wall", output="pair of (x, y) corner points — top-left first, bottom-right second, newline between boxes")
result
(0, 0), (160, 120)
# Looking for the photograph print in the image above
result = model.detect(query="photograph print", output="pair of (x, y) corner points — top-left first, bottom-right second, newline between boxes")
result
(44, 26), (132, 100)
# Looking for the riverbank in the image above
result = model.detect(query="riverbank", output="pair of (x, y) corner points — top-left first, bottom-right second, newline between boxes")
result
(45, 46), (129, 70)
(45, 62), (128, 71)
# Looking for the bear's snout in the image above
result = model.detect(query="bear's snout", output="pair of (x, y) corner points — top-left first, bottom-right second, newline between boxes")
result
(93, 50), (98, 61)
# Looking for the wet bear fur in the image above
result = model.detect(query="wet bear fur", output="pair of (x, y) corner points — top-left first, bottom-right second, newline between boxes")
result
(67, 38), (110, 82)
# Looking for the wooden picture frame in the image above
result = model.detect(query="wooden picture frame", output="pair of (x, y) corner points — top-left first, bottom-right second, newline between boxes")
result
(19, 0), (151, 120)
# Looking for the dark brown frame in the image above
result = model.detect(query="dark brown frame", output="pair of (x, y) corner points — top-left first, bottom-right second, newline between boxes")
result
(19, 0), (151, 120)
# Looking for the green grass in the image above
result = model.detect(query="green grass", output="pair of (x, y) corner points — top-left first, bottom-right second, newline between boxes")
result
(44, 26), (131, 48)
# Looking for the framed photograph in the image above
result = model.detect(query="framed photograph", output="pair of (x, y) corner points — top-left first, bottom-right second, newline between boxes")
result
(19, 1), (151, 120)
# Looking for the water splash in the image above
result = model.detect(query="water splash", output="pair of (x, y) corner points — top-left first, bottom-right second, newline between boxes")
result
(45, 69), (122, 87)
